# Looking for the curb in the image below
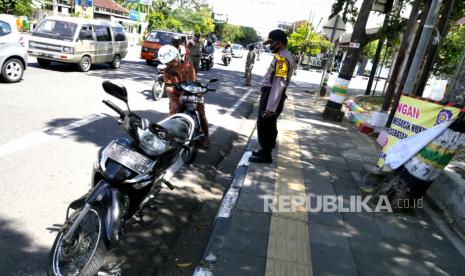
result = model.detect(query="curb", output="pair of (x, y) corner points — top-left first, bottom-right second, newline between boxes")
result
(193, 129), (257, 276)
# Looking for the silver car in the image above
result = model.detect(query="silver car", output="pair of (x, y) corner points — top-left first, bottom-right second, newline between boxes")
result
(0, 14), (27, 83)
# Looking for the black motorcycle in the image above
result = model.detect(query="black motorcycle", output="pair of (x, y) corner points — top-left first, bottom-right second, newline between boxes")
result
(152, 68), (165, 101)
(174, 79), (217, 153)
(222, 52), (232, 66)
(200, 52), (213, 71)
(48, 80), (217, 275)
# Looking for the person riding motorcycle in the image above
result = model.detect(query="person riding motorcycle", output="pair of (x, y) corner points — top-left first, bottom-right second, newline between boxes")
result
(158, 45), (210, 148)
(171, 35), (187, 62)
(202, 40), (215, 68)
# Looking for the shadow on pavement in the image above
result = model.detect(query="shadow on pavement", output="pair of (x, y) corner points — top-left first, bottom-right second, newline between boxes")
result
(0, 218), (48, 276)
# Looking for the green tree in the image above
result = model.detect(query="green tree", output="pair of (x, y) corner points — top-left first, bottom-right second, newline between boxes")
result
(0, 0), (33, 16)
(236, 26), (260, 45)
(288, 24), (331, 55)
(147, 11), (166, 31)
(433, 24), (465, 78)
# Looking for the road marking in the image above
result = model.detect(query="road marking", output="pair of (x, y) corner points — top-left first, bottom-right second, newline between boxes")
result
(265, 94), (313, 276)
(0, 113), (105, 158)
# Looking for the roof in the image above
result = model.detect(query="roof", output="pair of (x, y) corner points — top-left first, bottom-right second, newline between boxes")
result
(40, 16), (123, 27)
(339, 27), (381, 44)
(94, 0), (128, 13)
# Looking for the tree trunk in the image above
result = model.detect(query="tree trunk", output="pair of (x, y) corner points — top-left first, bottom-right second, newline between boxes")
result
(372, 46), (465, 212)
(322, 0), (376, 121)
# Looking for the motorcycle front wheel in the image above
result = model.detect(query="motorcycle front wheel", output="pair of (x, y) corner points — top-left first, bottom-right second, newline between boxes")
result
(152, 80), (165, 101)
(48, 207), (107, 276)
(181, 141), (197, 164)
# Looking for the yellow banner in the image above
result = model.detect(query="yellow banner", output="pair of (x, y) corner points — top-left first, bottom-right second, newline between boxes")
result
(378, 95), (461, 168)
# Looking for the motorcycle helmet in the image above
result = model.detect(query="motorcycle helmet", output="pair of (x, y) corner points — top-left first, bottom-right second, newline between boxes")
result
(158, 45), (181, 64)
(171, 35), (181, 47)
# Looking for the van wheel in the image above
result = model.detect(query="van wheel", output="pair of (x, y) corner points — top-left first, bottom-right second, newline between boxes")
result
(110, 55), (121, 69)
(37, 58), (51, 67)
(1, 58), (24, 83)
(78, 56), (92, 72)
(146, 59), (153, 65)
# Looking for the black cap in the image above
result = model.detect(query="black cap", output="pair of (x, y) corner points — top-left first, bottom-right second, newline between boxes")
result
(194, 33), (201, 37)
(263, 29), (287, 45)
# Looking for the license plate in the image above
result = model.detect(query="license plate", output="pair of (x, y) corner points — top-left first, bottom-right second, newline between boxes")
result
(182, 95), (204, 103)
(102, 141), (155, 174)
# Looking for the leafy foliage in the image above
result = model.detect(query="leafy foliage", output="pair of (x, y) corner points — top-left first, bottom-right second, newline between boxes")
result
(288, 24), (331, 55)
(0, 0), (33, 16)
(434, 25), (465, 78)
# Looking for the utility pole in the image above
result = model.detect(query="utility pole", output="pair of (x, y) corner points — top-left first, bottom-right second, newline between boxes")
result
(381, 0), (422, 112)
(385, 0), (432, 126)
(402, 0), (443, 95)
(365, 0), (394, 95)
(415, 0), (455, 96)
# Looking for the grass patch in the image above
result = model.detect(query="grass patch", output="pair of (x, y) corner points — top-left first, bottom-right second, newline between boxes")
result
(354, 96), (384, 112)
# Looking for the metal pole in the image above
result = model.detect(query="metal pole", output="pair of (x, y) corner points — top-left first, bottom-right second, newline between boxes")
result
(402, 0), (442, 95)
(415, 0), (455, 96)
(372, 44), (389, 95)
(315, 15), (340, 105)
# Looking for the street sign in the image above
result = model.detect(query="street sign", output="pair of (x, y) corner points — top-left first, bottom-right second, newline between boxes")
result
(322, 15), (346, 43)
(349, 42), (360, 48)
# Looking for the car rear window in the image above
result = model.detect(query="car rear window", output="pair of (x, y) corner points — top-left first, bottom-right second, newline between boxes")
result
(145, 31), (177, 45)
(0, 20), (12, 36)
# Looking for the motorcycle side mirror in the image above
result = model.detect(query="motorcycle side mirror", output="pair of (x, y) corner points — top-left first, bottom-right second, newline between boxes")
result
(102, 81), (128, 103)
(140, 118), (150, 130)
(209, 79), (218, 83)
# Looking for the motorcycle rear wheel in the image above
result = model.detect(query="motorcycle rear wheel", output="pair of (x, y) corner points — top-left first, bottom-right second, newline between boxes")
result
(48, 207), (107, 276)
(152, 81), (165, 101)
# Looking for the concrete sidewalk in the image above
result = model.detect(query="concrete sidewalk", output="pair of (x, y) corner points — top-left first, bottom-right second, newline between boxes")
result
(197, 88), (465, 276)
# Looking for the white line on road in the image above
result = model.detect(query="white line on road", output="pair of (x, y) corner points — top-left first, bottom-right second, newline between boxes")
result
(0, 113), (105, 158)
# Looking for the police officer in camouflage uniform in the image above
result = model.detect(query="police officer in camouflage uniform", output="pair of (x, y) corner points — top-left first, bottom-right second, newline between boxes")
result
(244, 44), (256, 86)
(249, 29), (294, 163)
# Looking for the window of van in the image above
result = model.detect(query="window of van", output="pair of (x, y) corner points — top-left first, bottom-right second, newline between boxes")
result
(95, 26), (111, 42)
(111, 27), (126, 41)
(145, 31), (176, 45)
(0, 20), (11, 36)
(79, 25), (94, 40)
(32, 19), (77, 41)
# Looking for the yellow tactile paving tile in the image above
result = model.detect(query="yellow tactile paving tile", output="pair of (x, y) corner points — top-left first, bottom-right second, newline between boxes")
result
(265, 94), (313, 276)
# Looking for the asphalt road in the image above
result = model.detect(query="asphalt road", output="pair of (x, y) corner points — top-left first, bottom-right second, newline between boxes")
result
(0, 47), (275, 275)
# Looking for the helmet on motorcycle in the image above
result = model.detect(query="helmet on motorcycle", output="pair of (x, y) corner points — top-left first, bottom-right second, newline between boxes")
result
(158, 45), (180, 64)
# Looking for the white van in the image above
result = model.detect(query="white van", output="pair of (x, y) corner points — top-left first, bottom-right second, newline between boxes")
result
(28, 16), (128, 72)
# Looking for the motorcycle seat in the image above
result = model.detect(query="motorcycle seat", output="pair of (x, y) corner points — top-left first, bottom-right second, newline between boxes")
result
(159, 117), (190, 141)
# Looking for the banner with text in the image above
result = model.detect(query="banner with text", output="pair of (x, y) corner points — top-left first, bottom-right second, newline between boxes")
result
(377, 95), (461, 168)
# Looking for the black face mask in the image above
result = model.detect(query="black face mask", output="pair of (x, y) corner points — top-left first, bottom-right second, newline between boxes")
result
(270, 41), (281, 53)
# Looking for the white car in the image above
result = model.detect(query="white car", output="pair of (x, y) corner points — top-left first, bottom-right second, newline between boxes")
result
(0, 14), (27, 83)
(231, 43), (243, 58)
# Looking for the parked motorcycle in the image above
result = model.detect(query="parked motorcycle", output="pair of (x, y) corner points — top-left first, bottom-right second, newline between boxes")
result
(222, 52), (232, 66)
(152, 68), (165, 101)
(200, 53), (213, 71)
(175, 79), (217, 153)
(48, 80), (217, 275)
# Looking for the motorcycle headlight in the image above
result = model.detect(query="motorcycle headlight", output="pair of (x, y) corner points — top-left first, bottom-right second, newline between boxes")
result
(181, 84), (204, 93)
(187, 103), (197, 111)
(62, 46), (74, 54)
(137, 128), (171, 156)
